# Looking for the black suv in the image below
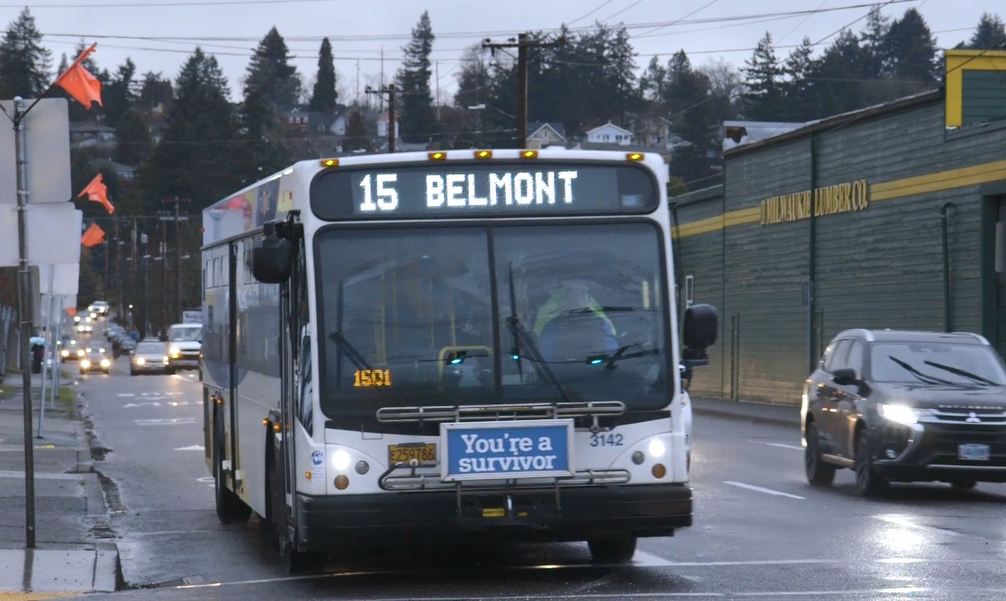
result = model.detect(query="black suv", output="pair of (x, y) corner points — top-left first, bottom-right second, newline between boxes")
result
(802, 329), (1006, 495)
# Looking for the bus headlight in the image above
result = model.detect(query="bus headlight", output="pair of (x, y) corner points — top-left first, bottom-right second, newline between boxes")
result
(331, 449), (351, 472)
(648, 439), (666, 459)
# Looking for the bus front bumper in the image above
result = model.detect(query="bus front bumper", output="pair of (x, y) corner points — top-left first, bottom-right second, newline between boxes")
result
(295, 483), (691, 550)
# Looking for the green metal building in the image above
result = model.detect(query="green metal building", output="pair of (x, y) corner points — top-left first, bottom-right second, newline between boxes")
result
(674, 50), (1006, 405)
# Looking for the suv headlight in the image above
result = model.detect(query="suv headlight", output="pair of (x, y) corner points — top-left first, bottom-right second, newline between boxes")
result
(878, 404), (930, 426)
(169, 346), (180, 357)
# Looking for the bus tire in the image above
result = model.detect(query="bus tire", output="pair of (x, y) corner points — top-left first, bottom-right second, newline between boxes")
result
(588, 535), (637, 564)
(214, 410), (252, 525)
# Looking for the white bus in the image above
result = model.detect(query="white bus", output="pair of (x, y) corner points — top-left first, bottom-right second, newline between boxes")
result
(200, 149), (717, 572)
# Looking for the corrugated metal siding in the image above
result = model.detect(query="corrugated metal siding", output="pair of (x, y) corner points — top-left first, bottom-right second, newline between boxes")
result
(676, 196), (725, 398)
(677, 98), (1006, 405)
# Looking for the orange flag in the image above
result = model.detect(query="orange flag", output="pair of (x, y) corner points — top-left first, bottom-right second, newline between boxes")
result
(66, 307), (78, 317)
(54, 43), (102, 109)
(81, 223), (106, 248)
(78, 174), (114, 214)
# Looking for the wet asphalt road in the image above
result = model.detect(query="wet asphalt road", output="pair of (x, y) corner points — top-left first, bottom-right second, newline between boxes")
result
(73, 339), (1006, 600)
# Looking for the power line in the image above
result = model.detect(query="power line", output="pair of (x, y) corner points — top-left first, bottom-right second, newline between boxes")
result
(634, 0), (721, 38)
(600, 0), (646, 24)
(38, 2), (922, 44)
(566, 0), (618, 26)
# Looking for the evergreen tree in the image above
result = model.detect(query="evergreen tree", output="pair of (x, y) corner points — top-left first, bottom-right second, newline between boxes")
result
(861, 5), (892, 77)
(603, 26), (639, 124)
(396, 11), (438, 143)
(104, 58), (137, 128)
(115, 109), (151, 167)
(639, 56), (667, 106)
(968, 13), (1006, 49)
(140, 48), (239, 211)
(309, 37), (337, 113)
(805, 30), (871, 118)
(139, 71), (173, 112)
(244, 27), (301, 108)
(884, 8), (939, 83)
(0, 8), (52, 99)
(343, 107), (370, 152)
(662, 50), (712, 185)
(741, 32), (783, 120)
(780, 37), (815, 121)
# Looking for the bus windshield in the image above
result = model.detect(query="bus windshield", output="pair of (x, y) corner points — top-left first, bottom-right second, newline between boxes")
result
(315, 223), (670, 420)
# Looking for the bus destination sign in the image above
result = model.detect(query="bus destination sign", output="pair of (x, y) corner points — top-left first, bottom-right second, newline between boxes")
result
(310, 162), (657, 220)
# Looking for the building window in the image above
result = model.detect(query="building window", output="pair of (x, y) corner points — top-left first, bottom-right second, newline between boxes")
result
(685, 274), (694, 307)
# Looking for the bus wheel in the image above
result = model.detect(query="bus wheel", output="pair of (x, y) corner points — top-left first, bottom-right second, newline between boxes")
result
(588, 536), (637, 564)
(214, 413), (252, 524)
(279, 534), (322, 575)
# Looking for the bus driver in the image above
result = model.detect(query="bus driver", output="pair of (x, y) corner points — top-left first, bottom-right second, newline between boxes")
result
(533, 280), (617, 362)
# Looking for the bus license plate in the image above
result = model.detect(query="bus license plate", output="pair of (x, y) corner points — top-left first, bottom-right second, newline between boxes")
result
(958, 444), (990, 461)
(389, 443), (436, 465)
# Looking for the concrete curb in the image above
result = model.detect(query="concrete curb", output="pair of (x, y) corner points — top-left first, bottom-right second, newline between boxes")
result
(692, 406), (800, 429)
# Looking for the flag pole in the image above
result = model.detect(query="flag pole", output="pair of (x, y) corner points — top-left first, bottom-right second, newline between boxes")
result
(16, 43), (98, 125)
(14, 95), (37, 549)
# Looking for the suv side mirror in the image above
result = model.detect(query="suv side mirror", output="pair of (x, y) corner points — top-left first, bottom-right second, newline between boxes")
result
(832, 368), (859, 386)
(682, 304), (718, 366)
(252, 239), (293, 283)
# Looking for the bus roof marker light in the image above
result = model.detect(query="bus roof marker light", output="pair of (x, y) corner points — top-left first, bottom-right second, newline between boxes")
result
(521, 150), (538, 159)
(627, 152), (644, 161)
(320, 158), (339, 168)
(475, 150), (492, 159)
(429, 151), (447, 161)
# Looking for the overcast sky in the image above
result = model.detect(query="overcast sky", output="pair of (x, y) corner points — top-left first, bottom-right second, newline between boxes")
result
(1, 0), (998, 103)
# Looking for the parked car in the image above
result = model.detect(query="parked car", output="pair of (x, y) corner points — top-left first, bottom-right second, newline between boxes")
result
(79, 346), (111, 375)
(130, 341), (170, 376)
(803, 329), (1006, 495)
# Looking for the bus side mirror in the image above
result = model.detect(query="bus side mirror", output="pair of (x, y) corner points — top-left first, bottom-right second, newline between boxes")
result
(682, 304), (718, 364)
(252, 239), (293, 283)
(996, 221), (1006, 273)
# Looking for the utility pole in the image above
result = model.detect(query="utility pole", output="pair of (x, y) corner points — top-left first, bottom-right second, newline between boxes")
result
(365, 84), (396, 152)
(114, 217), (122, 323)
(483, 33), (565, 148)
(160, 218), (167, 337)
(141, 233), (149, 340)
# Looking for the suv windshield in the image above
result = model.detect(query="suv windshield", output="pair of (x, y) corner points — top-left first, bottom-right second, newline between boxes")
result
(870, 341), (1006, 386)
(169, 327), (201, 342)
(315, 223), (669, 419)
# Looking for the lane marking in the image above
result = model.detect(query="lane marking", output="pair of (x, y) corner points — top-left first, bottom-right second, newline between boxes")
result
(123, 402), (161, 408)
(632, 550), (674, 567)
(117, 393), (135, 397)
(753, 441), (804, 451)
(135, 418), (197, 426)
(172, 374), (185, 380)
(724, 481), (806, 500)
(174, 445), (204, 451)
(871, 514), (966, 538)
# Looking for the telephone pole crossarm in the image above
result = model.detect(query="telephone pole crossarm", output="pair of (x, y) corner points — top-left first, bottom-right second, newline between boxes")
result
(365, 84), (397, 153)
(481, 33), (566, 149)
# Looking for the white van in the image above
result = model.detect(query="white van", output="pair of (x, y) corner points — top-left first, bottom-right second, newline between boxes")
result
(166, 322), (202, 372)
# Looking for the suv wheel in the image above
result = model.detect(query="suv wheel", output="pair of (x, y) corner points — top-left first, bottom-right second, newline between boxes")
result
(855, 431), (888, 497)
(587, 536), (637, 564)
(951, 479), (977, 490)
(804, 422), (836, 486)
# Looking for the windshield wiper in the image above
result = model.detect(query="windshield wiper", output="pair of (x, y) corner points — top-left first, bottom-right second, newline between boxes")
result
(507, 263), (569, 402)
(922, 360), (997, 386)
(888, 355), (957, 386)
(328, 330), (374, 372)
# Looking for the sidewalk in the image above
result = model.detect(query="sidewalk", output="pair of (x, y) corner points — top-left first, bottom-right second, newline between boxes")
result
(0, 371), (119, 595)
(691, 395), (801, 428)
